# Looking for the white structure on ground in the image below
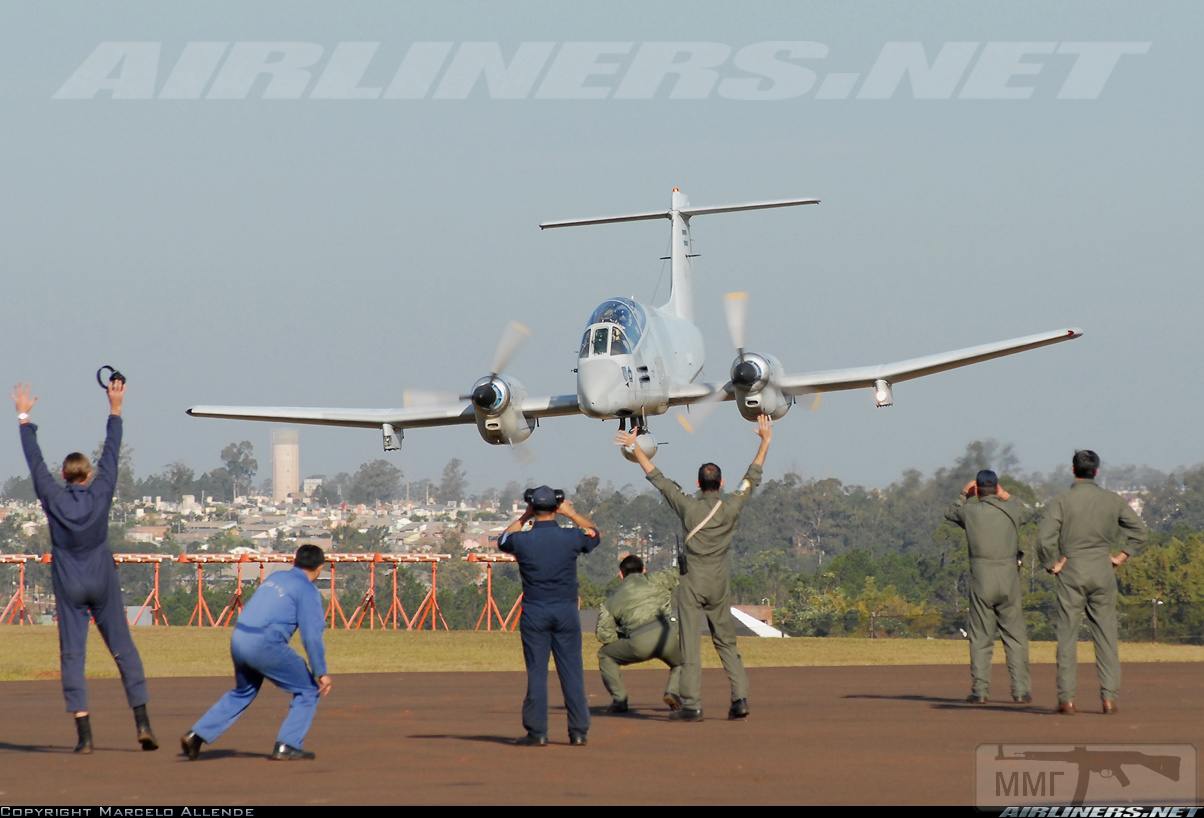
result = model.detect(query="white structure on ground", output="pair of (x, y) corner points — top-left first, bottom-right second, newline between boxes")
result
(272, 429), (300, 503)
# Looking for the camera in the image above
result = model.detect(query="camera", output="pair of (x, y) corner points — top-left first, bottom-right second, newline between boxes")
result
(96, 365), (126, 390)
(523, 487), (565, 510)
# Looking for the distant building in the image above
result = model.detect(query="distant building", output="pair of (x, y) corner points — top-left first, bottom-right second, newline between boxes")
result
(302, 476), (323, 497)
(127, 525), (169, 544)
(272, 429), (300, 503)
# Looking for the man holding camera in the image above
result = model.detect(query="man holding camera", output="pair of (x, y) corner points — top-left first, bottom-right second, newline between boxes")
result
(944, 470), (1032, 705)
(596, 554), (683, 714)
(615, 414), (773, 722)
(13, 380), (158, 754)
(499, 486), (601, 747)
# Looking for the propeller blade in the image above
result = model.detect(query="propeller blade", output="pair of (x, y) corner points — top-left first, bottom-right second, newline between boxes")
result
(810, 392), (823, 412)
(491, 321), (531, 375)
(403, 389), (462, 408)
(723, 291), (749, 353)
(509, 440), (536, 466)
(676, 386), (728, 434)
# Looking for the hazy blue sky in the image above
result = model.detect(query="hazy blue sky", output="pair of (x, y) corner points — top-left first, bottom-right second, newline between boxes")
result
(2, 2), (1201, 494)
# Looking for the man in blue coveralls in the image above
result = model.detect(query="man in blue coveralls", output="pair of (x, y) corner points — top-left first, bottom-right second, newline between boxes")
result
(180, 544), (333, 761)
(499, 486), (600, 747)
(13, 380), (158, 754)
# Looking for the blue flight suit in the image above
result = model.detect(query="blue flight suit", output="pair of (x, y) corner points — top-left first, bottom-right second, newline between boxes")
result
(499, 520), (600, 739)
(191, 567), (328, 749)
(20, 416), (149, 714)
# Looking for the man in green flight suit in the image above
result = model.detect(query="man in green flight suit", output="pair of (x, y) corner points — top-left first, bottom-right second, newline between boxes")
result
(615, 414), (773, 722)
(944, 469), (1032, 705)
(595, 554), (683, 714)
(1037, 450), (1147, 715)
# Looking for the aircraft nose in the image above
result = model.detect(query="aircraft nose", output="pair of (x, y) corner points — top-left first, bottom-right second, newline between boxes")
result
(577, 358), (626, 417)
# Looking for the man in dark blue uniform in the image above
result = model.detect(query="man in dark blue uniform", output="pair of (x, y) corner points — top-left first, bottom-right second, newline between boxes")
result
(14, 380), (157, 754)
(499, 486), (600, 747)
(180, 544), (332, 761)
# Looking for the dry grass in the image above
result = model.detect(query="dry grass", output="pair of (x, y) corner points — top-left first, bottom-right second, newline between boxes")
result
(1, 625), (1200, 682)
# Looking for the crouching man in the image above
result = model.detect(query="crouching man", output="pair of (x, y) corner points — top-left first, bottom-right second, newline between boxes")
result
(181, 544), (333, 761)
(596, 554), (683, 714)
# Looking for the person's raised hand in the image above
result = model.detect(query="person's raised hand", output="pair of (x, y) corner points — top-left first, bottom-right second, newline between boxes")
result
(614, 429), (638, 449)
(755, 414), (773, 443)
(11, 383), (36, 418)
(107, 378), (125, 415)
(996, 487), (1011, 501)
(962, 480), (977, 498)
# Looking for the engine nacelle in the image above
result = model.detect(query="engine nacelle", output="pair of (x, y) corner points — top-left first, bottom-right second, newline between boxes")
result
(621, 431), (658, 463)
(470, 375), (535, 445)
(729, 352), (793, 421)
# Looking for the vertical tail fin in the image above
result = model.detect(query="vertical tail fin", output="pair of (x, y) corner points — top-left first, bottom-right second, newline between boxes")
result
(539, 190), (820, 322)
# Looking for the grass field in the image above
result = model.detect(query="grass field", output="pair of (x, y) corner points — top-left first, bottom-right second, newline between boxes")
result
(1, 625), (1200, 681)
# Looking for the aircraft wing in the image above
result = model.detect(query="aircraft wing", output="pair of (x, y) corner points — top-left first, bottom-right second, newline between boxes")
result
(186, 394), (582, 429)
(777, 328), (1083, 395)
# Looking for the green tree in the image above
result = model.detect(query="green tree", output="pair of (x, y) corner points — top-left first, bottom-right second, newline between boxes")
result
(220, 441), (257, 500)
(347, 460), (402, 505)
(2, 474), (35, 502)
(498, 480), (522, 512)
(436, 458), (468, 504)
(164, 461), (196, 501)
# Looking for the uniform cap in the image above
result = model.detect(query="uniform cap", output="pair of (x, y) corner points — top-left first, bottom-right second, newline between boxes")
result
(530, 485), (560, 511)
(975, 470), (998, 488)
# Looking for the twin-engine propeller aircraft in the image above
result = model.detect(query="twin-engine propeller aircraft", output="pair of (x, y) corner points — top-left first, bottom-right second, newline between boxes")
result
(188, 188), (1082, 460)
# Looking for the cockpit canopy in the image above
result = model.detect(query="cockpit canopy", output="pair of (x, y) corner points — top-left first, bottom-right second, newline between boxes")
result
(579, 298), (646, 359)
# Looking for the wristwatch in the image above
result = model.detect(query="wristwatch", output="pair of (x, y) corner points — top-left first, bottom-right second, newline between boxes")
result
(17, 412), (30, 423)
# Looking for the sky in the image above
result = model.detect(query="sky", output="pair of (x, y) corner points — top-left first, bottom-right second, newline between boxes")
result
(1, 1), (1201, 495)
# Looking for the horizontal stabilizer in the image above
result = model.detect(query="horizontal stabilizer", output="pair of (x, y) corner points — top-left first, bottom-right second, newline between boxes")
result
(680, 197), (820, 217)
(539, 210), (670, 230)
(539, 196), (820, 230)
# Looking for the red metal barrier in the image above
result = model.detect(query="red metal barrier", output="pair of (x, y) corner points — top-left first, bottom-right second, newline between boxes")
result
(466, 553), (522, 631)
(408, 555), (451, 631)
(112, 553), (171, 626)
(21, 551), (457, 630)
(0, 554), (37, 625)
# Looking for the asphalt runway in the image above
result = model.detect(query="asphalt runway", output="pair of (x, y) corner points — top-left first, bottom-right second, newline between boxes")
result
(1, 663), (1200, 805)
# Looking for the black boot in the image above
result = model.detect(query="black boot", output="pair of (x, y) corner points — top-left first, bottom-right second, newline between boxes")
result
(180, 731), (204, 761)
(728, 699), (750, 720)
(270, 742), (316, 761)
(74, 715), (93, 754)
(133, 704), (159, 751)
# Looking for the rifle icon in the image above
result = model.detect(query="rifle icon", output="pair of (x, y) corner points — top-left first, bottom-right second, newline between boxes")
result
(996, 745), (1181, 806)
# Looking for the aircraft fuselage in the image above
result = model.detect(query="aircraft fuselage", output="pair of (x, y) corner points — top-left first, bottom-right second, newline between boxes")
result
(575, 296), (704, 420)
